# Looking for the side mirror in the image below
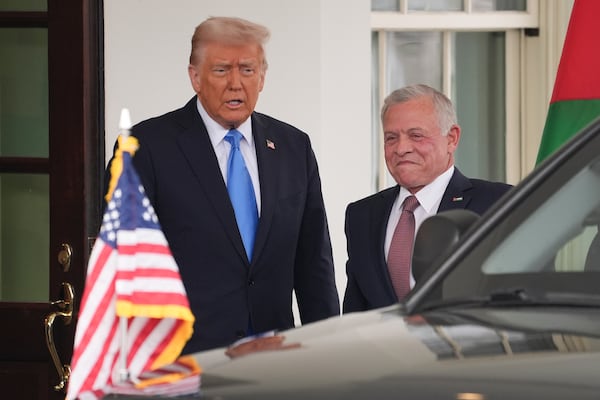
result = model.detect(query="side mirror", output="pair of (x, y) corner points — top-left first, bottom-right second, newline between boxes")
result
(412, 209), (480, 284)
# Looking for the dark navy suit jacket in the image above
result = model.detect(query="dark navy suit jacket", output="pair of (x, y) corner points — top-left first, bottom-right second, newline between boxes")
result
(107, 97), (340, 353)
(342, 168), (512, 313)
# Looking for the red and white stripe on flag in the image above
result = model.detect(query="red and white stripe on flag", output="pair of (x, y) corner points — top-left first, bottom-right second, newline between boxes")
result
(66, 139), (195, 400)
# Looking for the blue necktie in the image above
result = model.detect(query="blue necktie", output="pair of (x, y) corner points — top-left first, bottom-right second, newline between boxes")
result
(224, 129), (258, 260)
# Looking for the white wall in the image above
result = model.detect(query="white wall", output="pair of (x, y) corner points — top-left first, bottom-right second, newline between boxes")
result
(104, 0), (373, 312)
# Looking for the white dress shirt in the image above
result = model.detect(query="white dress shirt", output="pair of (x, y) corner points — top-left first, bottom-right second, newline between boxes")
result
(384, 165), (455, 287)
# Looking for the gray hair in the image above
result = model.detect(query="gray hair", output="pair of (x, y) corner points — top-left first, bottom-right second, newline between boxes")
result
(380, 84), (457, 135)
(189, 16), (270, 70)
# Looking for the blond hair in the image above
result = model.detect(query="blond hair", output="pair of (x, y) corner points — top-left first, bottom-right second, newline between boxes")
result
(189, 16), (270, 70)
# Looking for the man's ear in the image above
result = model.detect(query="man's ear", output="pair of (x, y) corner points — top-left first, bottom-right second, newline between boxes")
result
(258, 69), (266, 93)
(447, 124), (460, 152)
(188, 64), (201, 92)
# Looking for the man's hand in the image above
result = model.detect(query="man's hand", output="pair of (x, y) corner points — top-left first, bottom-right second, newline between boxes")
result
(225, 335), (301, 358)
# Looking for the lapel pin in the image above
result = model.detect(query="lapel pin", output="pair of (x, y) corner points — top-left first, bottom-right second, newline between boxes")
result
(266, 139), (275, 150)
(452, 196), (463, 202)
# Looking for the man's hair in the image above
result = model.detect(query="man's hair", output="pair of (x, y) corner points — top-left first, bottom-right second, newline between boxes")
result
(381, 84), (458, 135)
(189, 16), (270, 70)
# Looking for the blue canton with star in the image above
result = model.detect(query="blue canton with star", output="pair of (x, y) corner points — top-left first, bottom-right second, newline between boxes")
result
(99, 152), (161, 249)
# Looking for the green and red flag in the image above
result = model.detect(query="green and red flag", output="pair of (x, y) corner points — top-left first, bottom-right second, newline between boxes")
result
(536, 0), (600, 164)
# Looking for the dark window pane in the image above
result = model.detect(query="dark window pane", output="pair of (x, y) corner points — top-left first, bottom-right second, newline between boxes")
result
(0, 28), (48, 157)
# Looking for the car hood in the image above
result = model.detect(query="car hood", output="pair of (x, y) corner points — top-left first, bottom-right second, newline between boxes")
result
(195, 305), (600, 400)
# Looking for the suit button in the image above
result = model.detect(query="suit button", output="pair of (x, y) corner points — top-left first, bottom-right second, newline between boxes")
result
(235, 330), (245, 338)
(248, 279), (255, 286)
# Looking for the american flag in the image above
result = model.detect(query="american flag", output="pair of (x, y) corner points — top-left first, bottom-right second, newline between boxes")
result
(66, 135), (197, 400)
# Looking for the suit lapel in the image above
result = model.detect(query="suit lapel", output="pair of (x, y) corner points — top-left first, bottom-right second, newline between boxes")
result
(175, 98), (249, 261)
(370, 186), (400, 299)
(250, 114), (278, 264)
(438, 168), (473, 212)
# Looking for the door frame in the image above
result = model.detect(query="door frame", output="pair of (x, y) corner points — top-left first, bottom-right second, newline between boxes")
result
(0, 1), (103, 398)
(48, 0), (104, 394)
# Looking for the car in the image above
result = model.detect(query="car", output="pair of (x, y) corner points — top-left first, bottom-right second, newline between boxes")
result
(109, 116), (600, 400)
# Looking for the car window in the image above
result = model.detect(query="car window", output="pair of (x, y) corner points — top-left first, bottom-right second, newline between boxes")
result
(482, 158), (600, 274)
(421, 132), (600, 306)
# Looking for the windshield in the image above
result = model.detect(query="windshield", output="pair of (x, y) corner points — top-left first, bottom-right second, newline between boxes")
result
(419, 127), (600, 308)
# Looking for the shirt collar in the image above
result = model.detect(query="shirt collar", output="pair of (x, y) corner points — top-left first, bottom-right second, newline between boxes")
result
(195, 97), (254, 147)
(399, 165), (455, 213)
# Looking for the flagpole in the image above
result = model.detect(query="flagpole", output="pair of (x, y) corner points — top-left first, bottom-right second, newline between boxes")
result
(117, 108), (132, 383)
(67, 106), (196, 399)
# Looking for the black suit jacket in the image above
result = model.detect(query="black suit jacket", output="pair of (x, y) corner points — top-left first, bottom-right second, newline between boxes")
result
(342, 168), (512, 313)
(107, 97), (340, 353)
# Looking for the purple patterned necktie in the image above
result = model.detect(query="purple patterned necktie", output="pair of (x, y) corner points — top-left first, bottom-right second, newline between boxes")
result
(387, 195), (419, 300)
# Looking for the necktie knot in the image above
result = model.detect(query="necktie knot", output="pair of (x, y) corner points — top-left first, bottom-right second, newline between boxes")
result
(402, 195), (419, 213)
(225, 129), (243, 149)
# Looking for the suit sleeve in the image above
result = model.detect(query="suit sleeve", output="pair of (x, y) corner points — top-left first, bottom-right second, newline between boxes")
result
(293, 143), (340, 323)
(342, 204), (368, 313)
(129, 131), (157, 206)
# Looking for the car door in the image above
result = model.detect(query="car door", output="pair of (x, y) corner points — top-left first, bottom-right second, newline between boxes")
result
(0, 1), (102, 399)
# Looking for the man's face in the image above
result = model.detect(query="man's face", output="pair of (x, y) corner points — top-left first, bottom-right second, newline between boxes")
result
(188, 42), (265, 129)
(383, 96), (459, 193)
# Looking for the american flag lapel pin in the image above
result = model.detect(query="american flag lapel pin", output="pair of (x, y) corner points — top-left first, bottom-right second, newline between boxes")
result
(452, 196), (463, 202)
(266, 139), (275, 150)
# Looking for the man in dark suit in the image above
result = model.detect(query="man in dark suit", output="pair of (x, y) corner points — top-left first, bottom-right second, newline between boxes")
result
(107, 16), (339, 353)
(343, 84), (512, 313)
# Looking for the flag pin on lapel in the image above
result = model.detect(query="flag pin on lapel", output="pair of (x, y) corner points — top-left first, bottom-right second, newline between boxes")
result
(452, 196), (463, 202)
(266, 139), (275, 150)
